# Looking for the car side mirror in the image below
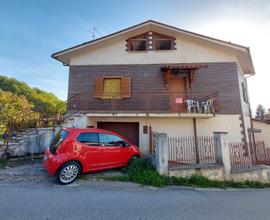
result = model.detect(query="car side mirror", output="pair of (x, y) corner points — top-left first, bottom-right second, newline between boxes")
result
(124, 142), (130, 147)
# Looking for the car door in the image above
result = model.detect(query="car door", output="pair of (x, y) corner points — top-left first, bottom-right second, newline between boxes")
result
(98, 133), (132, 167)
(76, 132), (107, 170)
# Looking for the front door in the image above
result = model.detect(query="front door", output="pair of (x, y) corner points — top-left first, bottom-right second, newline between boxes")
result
(169, 74), (186, 112)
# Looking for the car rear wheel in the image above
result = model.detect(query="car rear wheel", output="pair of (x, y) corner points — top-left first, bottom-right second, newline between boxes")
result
(56, 161), (81, 185)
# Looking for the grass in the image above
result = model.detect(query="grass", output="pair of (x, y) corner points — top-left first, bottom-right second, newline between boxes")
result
(103, 158), (270, 189)
(0, 158), (7, 169)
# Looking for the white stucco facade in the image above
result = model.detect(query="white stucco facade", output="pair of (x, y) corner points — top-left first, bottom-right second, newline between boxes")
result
(83, 114), (242, 154)
(253, 120), (270, 148)
(69, 36), (238, 66)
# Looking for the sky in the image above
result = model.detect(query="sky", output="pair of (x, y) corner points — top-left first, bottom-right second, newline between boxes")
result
(0, 0), (269, 112)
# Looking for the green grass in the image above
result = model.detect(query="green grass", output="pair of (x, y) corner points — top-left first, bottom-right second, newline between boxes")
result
(0, 158), (7, 169)
(103, 158), (270, 189)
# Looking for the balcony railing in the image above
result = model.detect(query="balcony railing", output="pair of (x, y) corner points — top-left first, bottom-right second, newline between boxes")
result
(67, 92), (219, 114)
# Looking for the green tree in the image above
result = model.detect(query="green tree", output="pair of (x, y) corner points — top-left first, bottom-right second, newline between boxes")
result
(0, 75), (65, 116)
(0, 91), (36, 132)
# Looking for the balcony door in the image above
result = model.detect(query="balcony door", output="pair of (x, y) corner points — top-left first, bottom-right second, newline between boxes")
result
(169, 74), (186, 112)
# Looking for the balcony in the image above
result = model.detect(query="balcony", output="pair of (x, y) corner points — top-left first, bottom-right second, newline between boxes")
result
(67, 92), (219, 118)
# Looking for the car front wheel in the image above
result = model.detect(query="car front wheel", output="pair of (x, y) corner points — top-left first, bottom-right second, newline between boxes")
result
(56, 161), (81, 185)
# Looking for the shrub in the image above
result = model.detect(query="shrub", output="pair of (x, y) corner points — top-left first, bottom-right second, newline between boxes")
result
(105, 158), (270, 189)
(123, 158), (167, 187)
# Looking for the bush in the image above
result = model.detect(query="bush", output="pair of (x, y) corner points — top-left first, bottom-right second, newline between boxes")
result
(109, 158), (270, 189)
(123, 158), (167, 187)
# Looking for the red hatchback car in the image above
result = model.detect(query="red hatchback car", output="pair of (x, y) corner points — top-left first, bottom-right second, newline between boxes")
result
(43, 128), (141, 185)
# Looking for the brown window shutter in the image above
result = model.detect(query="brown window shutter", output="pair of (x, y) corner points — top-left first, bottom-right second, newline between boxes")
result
(94, 77), (103, 98)
(121, 77), (131, 98)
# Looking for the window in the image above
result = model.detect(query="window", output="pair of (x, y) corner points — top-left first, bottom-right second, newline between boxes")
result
(154, 33), (174, 50)
(94, 77), (131, 99)
(241, 81), (248, 103)
(102, 78), (121, 99)
(99, 133), (128, 147)
(77, 132), (99, 146)
(155, 39), (173, 50)
(49, 129), (69, 154)
(129, 40), (147, 51)
(127, 33), (148, 51)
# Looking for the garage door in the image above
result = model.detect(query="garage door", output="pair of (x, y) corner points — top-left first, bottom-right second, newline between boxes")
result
(97, 122), (139, 146)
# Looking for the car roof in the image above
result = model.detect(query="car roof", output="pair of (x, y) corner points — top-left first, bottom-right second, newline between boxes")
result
(63, 127), (117, 135)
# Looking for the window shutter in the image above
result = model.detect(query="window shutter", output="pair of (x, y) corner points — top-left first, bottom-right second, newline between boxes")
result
(121, 77), (131, 98)
(94, 77), (103, 98)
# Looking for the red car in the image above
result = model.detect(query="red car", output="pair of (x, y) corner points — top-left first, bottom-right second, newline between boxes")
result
(43, 128), (141, 185)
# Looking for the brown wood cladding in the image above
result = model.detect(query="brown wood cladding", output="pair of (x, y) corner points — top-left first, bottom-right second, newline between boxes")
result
(93, 77), (103, 98)
(68, 62), (242, 114)
(120, 77), (131, 98)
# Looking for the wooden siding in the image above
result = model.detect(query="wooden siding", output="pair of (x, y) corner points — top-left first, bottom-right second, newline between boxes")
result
(68, 62), (242, 114)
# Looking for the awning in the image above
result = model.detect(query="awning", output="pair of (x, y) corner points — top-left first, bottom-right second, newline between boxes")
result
(162, 64), (207, 89)
(162, 64), (207, 70)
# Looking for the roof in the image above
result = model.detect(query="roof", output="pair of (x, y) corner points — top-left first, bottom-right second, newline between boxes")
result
(52, 20), (255, 75)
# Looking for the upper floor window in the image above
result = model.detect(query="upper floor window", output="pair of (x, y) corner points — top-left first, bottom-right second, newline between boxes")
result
(127, 33), (148, 51)
(126, 32), (176, 52)
(154, 33), (175, 50)
(103, 78), (121, 99)
(94, 77), (131, 99)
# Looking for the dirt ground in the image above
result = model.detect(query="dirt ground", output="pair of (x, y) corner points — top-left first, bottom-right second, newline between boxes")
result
(0, 157), (124, 185)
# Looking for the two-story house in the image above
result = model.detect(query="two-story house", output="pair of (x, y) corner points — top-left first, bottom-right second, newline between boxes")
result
(52, 20), (255, 154)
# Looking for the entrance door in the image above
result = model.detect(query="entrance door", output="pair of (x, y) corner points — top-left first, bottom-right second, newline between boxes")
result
(169, 74), (186, 112)
(97, 122), (139, 146)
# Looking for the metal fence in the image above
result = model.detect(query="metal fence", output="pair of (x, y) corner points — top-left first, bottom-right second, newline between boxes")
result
(168, 136), (218, 167)
(255, 141), (270, 165)
(67, 91), (219, 114)
(229, 142), (252, 169)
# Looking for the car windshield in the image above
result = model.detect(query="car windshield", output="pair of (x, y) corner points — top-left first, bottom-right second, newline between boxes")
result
(49, 129), (69, 153)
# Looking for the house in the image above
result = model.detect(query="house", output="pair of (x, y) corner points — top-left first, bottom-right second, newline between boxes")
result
(52, 20), (255, 155)
(253, 111), (270, 148)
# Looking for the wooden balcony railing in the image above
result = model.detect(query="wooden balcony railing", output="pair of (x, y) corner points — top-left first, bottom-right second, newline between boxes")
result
(67, 92), (219, 114)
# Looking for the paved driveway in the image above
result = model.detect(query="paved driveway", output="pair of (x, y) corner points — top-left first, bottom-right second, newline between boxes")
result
(0, 159), (270, 220)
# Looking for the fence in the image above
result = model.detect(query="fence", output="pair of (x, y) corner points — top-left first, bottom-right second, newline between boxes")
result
(168, 136), (218, 167)
(255, 141), (270, 165)
(67, 91), (219, 114)
(229, 142), (252, 169)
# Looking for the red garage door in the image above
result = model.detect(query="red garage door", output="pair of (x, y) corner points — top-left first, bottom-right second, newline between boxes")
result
(97, 122), (139, 146)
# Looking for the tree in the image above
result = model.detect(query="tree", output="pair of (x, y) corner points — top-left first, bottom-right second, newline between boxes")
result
(0, 75), (65, 116)
(255, 104), (266, 120)
(0, 91), (35, 132)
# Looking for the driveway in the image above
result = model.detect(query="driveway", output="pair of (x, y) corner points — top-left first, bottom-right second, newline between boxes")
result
(0, 159), (270, 220)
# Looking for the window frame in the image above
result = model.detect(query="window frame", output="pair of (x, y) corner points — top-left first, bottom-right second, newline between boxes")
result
(153, 32), (175, 51)
(102, 77), (122, 99)
(127, 33), (148, 52)
(98, 133), (130, 147)
(76, 132), (100, 147)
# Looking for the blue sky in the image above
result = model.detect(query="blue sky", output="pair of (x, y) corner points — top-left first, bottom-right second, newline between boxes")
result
(1, 0), (270, 111)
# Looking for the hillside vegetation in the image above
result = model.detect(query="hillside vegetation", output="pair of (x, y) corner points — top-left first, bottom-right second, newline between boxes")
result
(0, 75), (63, 114)
(0, 75), (65, 132)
